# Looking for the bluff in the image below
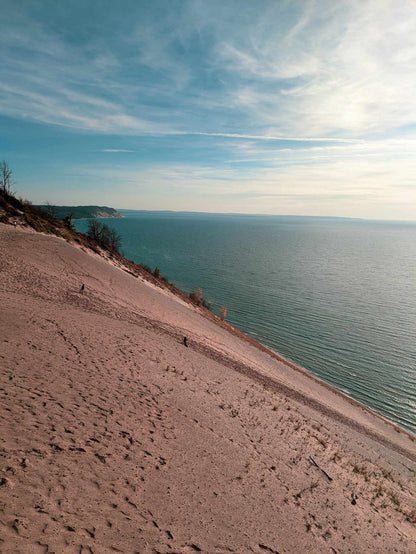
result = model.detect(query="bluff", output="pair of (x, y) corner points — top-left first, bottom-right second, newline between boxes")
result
(35, 205), (122, 219)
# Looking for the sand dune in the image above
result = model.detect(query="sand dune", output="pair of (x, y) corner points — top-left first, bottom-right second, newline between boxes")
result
(0, 223), (415, 553)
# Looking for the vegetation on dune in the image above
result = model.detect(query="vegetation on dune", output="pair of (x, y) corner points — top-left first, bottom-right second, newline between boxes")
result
(86, 219), (122, 253)
(0, 161), (223, 316)
(0, 161), (120, 255)
(0, 161), (14, 195)
(189, 287), (212, 310)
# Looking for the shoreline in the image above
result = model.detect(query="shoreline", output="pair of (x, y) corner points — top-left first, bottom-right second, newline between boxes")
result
(4, 219), (415, 445)
(1, 222), (415, 553)
(6, 219), (416, 445)
(75, 213), (416, 439)
(94, 280), (416, 462)
(215, 319), (416, 444)
(110, 236), (416, 445)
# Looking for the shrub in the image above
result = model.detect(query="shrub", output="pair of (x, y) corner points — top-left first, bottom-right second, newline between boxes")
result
(219, 306), (227, 321)
(86, 219), (121, 253)
(189, 287), (203, 304)
(189, 287), (211, 310)
(63, 214), (74, 230)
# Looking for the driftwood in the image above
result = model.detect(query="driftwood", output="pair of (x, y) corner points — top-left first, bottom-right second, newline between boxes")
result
(308, 456), (333, 482)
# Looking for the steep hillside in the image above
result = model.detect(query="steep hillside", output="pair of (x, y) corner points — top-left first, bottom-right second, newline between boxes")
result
(1, 222), (415, 553)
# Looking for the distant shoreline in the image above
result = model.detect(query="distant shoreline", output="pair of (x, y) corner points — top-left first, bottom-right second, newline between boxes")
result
(116, 209), (416, 224)
(35, 205), (122, 220)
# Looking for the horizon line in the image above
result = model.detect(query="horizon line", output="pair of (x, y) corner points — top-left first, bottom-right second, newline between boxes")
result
(115, 208), (416, 223)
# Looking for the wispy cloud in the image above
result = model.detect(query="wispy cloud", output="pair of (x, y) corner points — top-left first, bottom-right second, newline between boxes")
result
(2, 0), (416, 218)
(2, 0), (415, 139)
(99, 149), (135, 153)
(178, 132), (362, 143)
(66, 130), (416, 218)
(214, 0), (416, 137)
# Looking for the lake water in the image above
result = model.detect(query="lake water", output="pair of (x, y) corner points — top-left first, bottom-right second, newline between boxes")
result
(75, 212), (416, 434)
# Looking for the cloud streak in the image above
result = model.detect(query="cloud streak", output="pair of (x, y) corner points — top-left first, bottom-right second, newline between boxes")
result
(2, 0), (416, 219)
(2, 0), (416, 138)
(99, 149), (135, 153)
(177, 132), (362, 143)
(65, 130), (416, 218)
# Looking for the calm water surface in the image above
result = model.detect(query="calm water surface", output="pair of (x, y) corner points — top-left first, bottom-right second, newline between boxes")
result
(75, 213), (416, 434)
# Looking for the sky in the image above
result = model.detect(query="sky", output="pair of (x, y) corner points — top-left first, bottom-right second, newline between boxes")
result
(1, 0), (416, 219)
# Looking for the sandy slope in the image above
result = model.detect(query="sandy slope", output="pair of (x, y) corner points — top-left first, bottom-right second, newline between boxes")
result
(0, 223), (415, 554)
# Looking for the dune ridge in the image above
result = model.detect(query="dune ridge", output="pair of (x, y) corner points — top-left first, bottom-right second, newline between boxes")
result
(1, 223), (415, 553)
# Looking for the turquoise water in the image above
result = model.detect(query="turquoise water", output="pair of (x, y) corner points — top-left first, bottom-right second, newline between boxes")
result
(75, 212), (416, 434)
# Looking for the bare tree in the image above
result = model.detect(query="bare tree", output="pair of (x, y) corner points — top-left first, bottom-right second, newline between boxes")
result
(86, 219), (122, 253)
(107, 227), (122, 252)
(86, 219), (103, 242)
(44, 201), (56, 218)
(63, 213), (74, 230)
(0, 161), (14, 195)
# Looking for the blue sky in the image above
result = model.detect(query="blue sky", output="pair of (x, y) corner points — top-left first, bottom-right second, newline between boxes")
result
(1, 0), (416, 219)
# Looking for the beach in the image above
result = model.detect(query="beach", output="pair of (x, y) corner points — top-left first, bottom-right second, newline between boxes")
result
(1, 222), (415, 553)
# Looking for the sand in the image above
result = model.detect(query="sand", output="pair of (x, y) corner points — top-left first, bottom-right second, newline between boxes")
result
(0, 222), (415, 553)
